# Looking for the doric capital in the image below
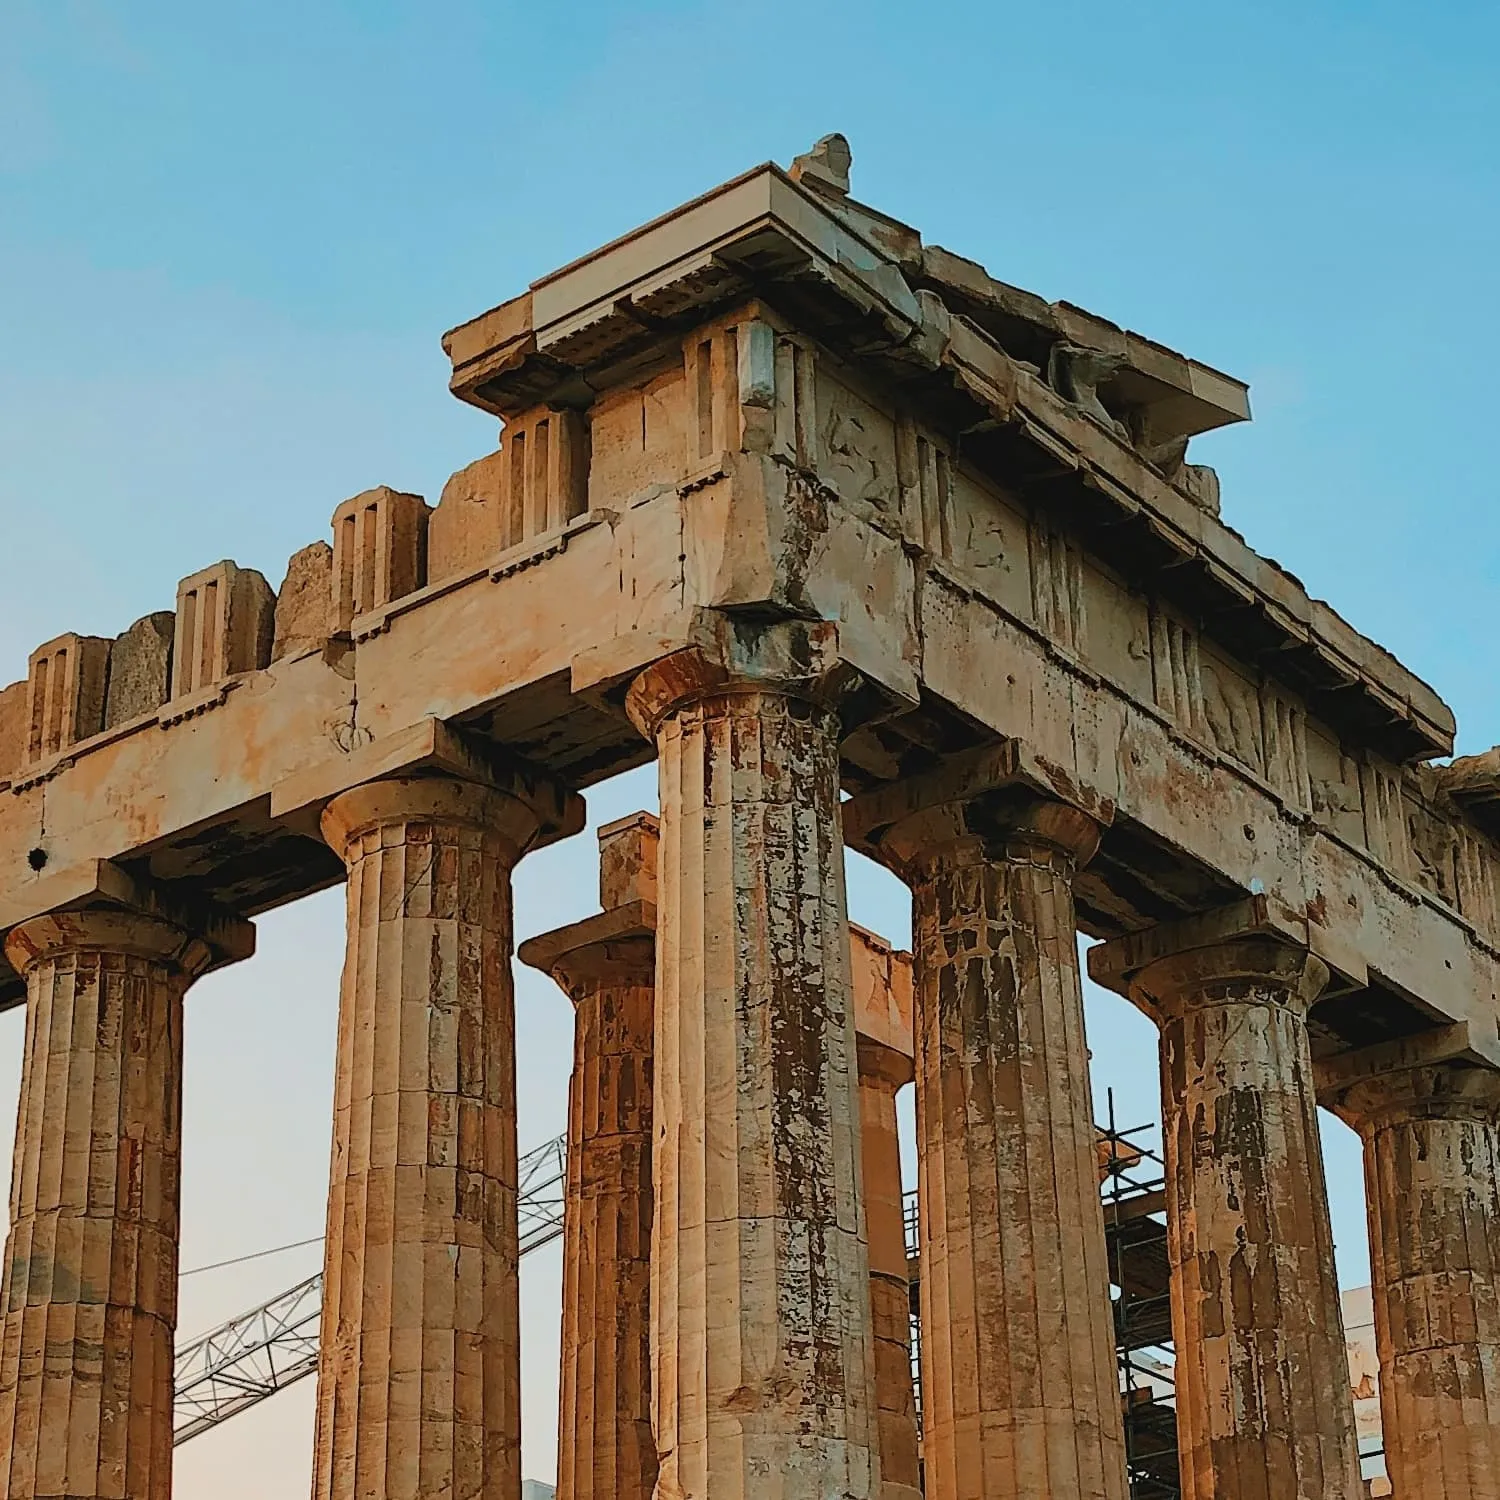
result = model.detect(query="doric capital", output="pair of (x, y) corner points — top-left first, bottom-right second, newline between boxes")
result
(843, 740), (1111, 880)
(321, 769), (582, 868)
(1331, 1061), (1500, 1133)
(5, 907), (219, 981)
(519, 809), (660, 998)
(1129, 939), (1328, 1023)
(857, 1033), (914, 1090)
(1, 858), (254, 981)
(1090, 904), (1330, 1024)
(624, 613), (858, 740)
(518, 901), (658, 999)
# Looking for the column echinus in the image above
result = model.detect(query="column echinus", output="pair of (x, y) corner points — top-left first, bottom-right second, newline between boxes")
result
(0, 882), (253, 1500)
(311, 756), (584, 1500)
(624, 614), (880, 1500)
(1089, 899), (1364, 1500)
(845, 742), (1129, 1500)
(519, 813), (661, 1500)
(1327, 1058), (1500, 1499)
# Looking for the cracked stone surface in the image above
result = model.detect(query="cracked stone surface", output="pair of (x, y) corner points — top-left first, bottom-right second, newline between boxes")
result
(313, 776), (547, 1500)
(1336, 1063), (1500, 1500)
(903, 809), (1126, 1500)
(626, 621), (879, 1500)
(0, 910), (211, 1500)
(1129, 937), (1363, 1500)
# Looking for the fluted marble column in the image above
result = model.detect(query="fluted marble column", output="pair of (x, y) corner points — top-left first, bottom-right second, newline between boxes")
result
(848, 768), (1126, 1500)
(1333, 1062), (1500, 1499)
(313, 771), (581, 1500)
(519, 813), (660, 1500)
(626, 617), (879, 1500)
(0, 903), (248, 1500)
(1093, 924), (1362, 1500)
(855, 1032), (920, 1500)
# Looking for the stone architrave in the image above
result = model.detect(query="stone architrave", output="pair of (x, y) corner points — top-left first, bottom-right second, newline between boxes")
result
(846, 753), (1128, 1500)
(624, 614), (880, 1500)
(312, 769), (582, 1500)
(1091, 916), (1364, 1500)
(519, 812), (660, 1500)
(0, 901), (251, 1500)
(1332, 1063), (1500, 1499)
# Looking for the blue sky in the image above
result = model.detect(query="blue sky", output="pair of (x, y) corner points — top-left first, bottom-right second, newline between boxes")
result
(3, 1), (1497, 1491)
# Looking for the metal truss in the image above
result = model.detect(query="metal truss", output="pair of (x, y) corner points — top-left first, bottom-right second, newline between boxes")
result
(173, 1132), (569, 1446)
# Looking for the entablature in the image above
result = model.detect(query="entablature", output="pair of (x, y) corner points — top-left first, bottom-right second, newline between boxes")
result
(0, 139), (1486, 1071)
(443, 156), (1450, 766)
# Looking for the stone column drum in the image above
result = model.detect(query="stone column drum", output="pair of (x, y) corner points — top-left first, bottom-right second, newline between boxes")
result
(847, 765), (1127, 1500)
(625, 617), (879, 1500)
(1334, 1063), (1500, 1500)
(312, 770), (581, 1500)
(853, 1028), (920, 1500)
(0, 902), (249, 1500)
(519, 814), (661, 1500)
(1092, 922), (1363, 1500)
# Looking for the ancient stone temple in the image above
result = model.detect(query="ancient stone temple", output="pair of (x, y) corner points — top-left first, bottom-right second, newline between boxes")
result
(1, 133), (1497, 1499)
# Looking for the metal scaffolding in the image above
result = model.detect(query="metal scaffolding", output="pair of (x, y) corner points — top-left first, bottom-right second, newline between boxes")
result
(177, 1115), (1183, 1497)
(902, 1102), (1181, 1498)
(1099, 1094), (1180, 1499)
(172, 1131), (570, 1446)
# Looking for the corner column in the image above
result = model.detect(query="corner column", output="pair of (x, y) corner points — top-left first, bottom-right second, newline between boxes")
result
(312, 768), (582, 1500)
(1332, 1062), (1500, 1499)
(519, 813), (661, 1500)
(0, 899), (251, 1500)
(847, 756), (1127, 1500)
(1091, 913), (1363, 1500)
(626, 616), (879, 1500)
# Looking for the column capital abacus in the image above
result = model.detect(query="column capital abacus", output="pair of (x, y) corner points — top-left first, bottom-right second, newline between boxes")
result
(320, 764), (584, 868)
(520, 811), (659, 998)
(2, 860), (255, 981)
(1088, 894), (1331, 1024)
(519, 902), (657, 998)
(1331, 1059), (1500, 1132)
(624, 612), (859, 739)
(843, 738), (1112, 880)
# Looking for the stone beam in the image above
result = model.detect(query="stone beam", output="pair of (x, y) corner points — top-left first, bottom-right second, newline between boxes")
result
(0, 146), (1492, 1081)
(445, 156), (1449, 763)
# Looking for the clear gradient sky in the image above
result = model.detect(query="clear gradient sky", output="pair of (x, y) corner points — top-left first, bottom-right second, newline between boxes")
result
(2, 1), (1498, 1493)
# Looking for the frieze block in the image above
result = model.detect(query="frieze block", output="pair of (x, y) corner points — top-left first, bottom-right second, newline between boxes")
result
(330, 484), (429, 630)
(24, 632), (110, 765)
(172, 560), (275, 698)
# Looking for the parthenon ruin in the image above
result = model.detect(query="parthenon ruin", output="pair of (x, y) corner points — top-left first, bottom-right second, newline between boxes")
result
(1, 133), (1498, 1499)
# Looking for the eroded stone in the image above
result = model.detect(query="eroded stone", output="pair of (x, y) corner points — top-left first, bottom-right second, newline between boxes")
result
(105, 611), (175, 727)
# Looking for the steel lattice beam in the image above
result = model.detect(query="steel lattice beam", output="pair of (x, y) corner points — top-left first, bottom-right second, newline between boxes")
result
(172, 1132), (568, 1445)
